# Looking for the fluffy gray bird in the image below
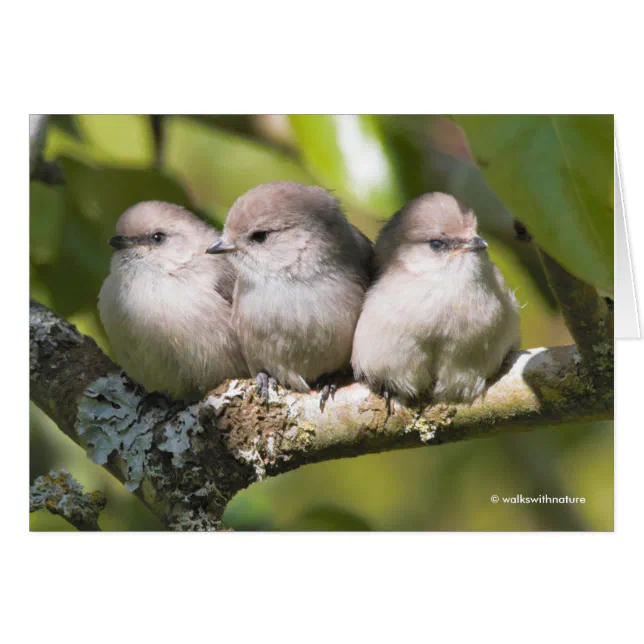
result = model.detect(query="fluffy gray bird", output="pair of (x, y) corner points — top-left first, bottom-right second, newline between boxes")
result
(98, 201), (248, 400)
(207, 181), (374, 408)
(352, 192), (520, 409)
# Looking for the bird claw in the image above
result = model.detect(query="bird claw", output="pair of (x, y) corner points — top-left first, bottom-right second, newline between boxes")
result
(256, 372), (278, 406)
(319, 385), (330, 412)
(256, 372), (269, 404)
(317, 377), (338, 412)
(383, 389), (393, 417)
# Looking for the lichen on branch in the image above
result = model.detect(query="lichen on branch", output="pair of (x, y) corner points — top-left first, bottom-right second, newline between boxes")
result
(30, 470), (106, 531)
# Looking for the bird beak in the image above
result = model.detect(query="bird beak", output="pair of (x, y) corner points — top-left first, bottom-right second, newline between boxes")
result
(108, 235), (136, 250)
(206, 239), (238, 254)
(461, 236), (488, 252)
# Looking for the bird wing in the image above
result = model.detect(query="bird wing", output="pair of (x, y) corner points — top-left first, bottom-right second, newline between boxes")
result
(349, 223), (377, 285)
(213, 257), (237, 305)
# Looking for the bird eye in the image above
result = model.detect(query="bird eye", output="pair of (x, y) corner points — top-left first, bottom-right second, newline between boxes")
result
(429, 239), (444, 250)
(249, 231), (269, 243)
(151, 232), (167, 244)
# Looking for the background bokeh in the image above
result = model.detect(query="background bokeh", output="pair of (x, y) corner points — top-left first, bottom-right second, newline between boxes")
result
(29, 115), (614, 531)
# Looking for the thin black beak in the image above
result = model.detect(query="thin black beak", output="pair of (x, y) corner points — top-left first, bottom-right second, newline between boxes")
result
(461, 236), (488, 252)
(207, 239), (238, 254)
(108, 235), (135, 250)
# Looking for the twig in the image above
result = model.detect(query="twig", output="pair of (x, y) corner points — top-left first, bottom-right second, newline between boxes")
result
(30, 469), (106, 531)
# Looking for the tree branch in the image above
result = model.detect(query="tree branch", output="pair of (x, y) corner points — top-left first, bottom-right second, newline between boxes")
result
(30, 469), (106, 531)
(538, 249), (613, 397)
(29, 299), (613, 531)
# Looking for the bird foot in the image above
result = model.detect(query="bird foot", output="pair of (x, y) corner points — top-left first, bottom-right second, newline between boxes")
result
(382, 389), (393, 418)
(316, 373), (341, 412)
(256, 372), (278, 406)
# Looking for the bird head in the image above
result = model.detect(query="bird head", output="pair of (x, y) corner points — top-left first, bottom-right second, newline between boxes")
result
(207, 181), (350, 281)
(110, 201), (217, 271)
(375, 193), (488, 275)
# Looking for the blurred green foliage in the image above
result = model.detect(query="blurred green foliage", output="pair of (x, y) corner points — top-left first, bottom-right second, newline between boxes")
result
(453, 115), (614, 295)
(30, 115), (613, 531)
(289, 115), (404, 215)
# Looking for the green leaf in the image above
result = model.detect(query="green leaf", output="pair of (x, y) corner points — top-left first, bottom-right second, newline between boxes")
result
(45, 115), (155, 168)
(285, 505), (373, 531)
(74, 115), (155, 167)
(35, 199), (112, 316)
(289, 115), (404, 216)
(165, 116), (315, 225)
(60, 157), (195, 234)
(452, 115), (614, 294)
(222, 494), (275, 531)
(30, 182), (65, 264)
(377, 115), (557, 309)
(380, 116), (515, 236)
(48, 115), (82, 140)
(35, 157), (198, 317)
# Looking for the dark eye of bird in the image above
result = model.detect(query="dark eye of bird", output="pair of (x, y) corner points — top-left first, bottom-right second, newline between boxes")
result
(429, 239), (444, 250)
(151, 232), (167, 244)
(250, 231), (269, 243)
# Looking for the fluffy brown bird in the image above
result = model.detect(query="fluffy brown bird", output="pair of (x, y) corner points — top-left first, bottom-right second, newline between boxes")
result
(99, 201), (249, 400)
(352, 192), (520, 409)
(207, 181), (374, 408)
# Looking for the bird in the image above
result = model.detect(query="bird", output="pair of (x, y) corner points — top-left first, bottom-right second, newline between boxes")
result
(98, 201), (249, 401)
(207, 181), (374, 409)
(351, 192), (520, 411)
